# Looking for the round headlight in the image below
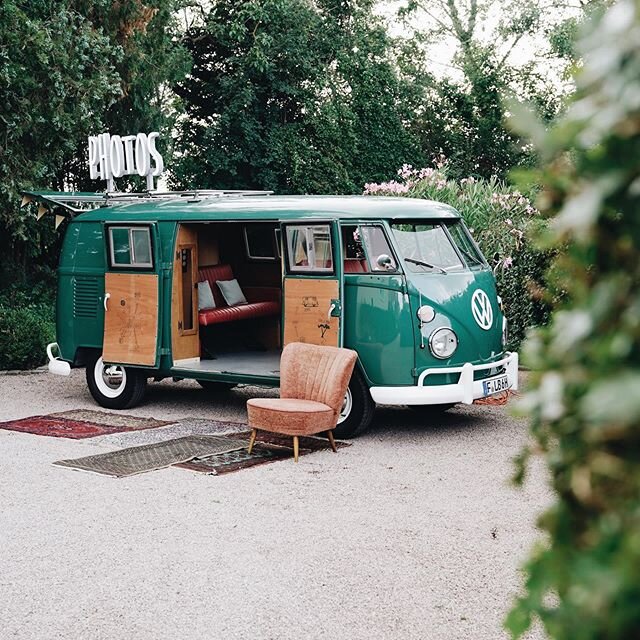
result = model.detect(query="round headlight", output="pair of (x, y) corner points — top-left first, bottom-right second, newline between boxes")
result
(429, 328), (458, 359)
(417, 305), (435, 323)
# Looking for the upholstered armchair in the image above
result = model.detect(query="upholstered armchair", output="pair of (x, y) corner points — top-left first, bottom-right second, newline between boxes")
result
(246, 342), (358, 462)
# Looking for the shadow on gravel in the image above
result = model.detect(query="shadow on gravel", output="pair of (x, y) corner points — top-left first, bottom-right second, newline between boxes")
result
(367, 405), (499, 439)
(138, 380), (503, 442)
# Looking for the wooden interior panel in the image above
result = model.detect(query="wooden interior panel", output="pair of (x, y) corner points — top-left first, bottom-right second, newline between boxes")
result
(103, 273), (158, 366)
(283, 278), (340, 347)
(172, 225), (200, 363)
(197, 226), (220, 266)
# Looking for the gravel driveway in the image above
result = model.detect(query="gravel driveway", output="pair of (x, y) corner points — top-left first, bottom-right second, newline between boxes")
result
(0, 370), (549, 640)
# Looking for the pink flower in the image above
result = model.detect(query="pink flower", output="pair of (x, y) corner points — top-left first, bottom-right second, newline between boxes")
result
(503, 257), (513, 269)
(505, 218), (513, 226)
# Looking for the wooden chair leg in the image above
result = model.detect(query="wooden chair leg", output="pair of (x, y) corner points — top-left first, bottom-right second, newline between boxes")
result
(248, 428), (258, 454)
(293, 436), (299, 463)
(326, 430), (338, 453)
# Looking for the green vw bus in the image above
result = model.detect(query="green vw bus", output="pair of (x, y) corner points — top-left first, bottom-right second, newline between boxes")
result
(29, 190), (518, 437)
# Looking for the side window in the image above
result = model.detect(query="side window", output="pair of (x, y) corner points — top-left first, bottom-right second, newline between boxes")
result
(244, 223), (277, 261)
(285, 224), (334, 273)
(341, 224), (397, 273)
(108, 226), (153, 269)
(361, 225), (397, 272)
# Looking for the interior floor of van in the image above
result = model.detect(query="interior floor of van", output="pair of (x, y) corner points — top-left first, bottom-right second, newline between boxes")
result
(173, 350), (281, 377)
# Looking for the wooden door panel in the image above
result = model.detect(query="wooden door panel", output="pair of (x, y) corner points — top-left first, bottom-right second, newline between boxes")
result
(283, 278), (339, 347)
(103, 273), (158, 365)
(171, 225), (200, 363)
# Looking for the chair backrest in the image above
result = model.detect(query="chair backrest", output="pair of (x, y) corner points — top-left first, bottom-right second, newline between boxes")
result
(198, 264), (234, 307)
(280, 343), (358, 419)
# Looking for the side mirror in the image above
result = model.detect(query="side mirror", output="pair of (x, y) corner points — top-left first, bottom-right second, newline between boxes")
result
(376, 254), (394, 270)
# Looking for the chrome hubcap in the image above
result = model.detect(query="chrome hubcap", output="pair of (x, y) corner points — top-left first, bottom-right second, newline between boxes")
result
(102, 365), (124, 390)
(338, 387), (353, 424)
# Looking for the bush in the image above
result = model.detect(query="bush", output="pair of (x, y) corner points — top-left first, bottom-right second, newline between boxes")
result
(506, 1), (640, 638)
(364, 161), (553, 350)
(0, 304), (55, 370)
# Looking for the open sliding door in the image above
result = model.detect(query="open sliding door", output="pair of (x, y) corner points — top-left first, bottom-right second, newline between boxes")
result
(281, 220), (343, 347)
(171, 224), (200, 365)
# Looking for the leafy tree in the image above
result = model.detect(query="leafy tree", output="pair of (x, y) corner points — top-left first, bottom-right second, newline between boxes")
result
(506, 0), (640, 637)
(171, 0), (426, 194)
(401, 0), (595, 179)
(0, 0), (189, 285)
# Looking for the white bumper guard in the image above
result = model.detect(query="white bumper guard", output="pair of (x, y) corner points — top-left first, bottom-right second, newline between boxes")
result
(46, 342), (71, 376)
(369, 352), (518, 406)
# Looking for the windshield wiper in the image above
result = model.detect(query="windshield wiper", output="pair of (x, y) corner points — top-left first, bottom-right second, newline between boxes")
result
(457, 246), (482, 266)
(405, 257), (447, 274)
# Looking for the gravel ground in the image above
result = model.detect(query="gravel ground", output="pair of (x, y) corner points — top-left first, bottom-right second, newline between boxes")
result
(0, 370), (550, 640)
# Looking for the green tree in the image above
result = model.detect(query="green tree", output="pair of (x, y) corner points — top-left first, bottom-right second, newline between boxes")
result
(0, 0), (189, 285)
(171, 0), (426, 194)
(506, 0), (640, 637)
(401, 0), (595, 179)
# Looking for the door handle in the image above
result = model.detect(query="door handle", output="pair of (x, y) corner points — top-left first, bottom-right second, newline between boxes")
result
(104, 293), (111, 311)
(327, 303), (336, 320)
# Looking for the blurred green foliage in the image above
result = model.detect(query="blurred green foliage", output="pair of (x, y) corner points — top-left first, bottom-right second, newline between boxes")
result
(506, 1), (640, 637)
(364, 163), (553, 350)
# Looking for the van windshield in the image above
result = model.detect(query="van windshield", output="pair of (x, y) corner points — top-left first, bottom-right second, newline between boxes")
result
(390, 221), (484, 272)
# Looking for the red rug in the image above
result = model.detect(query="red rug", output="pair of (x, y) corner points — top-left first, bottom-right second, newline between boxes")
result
(0, 412), (170, 439)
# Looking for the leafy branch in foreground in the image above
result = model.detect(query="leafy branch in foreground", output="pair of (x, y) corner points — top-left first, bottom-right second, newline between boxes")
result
(506, 1), (640, 637)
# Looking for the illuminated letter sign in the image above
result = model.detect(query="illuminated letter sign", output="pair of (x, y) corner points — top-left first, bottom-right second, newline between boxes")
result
(87, 131), (164, 191)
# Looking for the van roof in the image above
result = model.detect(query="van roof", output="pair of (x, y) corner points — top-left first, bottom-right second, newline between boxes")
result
(71, 195), (461, 223)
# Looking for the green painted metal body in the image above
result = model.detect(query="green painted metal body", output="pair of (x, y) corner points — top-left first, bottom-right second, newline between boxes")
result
(52, 195), (507, 389)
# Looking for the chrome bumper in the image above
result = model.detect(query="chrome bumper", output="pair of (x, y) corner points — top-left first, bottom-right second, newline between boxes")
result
(369, 352), (518, 406)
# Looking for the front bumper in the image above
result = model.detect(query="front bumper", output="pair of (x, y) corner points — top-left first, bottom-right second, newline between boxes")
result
(369, 352), (518, 406)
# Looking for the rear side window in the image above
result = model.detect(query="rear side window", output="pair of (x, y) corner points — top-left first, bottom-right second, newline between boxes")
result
(108, 226), (153, 268)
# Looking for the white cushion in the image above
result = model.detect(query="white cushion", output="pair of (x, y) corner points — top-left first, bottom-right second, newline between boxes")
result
(217, 279), (248, 306)
(197, 281), (216, 310)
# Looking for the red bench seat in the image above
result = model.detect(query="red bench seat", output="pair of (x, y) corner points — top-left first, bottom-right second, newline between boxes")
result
(197, 264), (281, 327)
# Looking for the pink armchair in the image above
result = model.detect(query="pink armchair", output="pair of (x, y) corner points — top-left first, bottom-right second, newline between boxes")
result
(247, 342), (358, 462)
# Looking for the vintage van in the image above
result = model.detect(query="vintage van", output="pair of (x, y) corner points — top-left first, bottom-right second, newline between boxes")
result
(27, 190), (518, 437)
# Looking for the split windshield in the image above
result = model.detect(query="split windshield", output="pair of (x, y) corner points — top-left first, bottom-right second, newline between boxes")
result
(390, 221), (484, 273)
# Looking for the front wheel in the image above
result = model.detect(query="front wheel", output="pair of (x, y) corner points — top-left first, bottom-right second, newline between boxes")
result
(333, 370), (376, 439)
(86, 354), (147, 409)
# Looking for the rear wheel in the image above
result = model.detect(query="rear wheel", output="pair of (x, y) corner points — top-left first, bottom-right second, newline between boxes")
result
(333, 370), (376, 439)
(86, 354), (147, 409)
(197, 380), (236, 392)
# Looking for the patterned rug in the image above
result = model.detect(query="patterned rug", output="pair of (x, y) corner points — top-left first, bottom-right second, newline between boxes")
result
(177, 431), (350, 475)
(54, 435), (249, 477)
(0, 411), (170, 439)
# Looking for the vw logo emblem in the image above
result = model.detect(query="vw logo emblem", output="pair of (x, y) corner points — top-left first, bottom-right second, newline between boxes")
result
(471, 290), (493, 330)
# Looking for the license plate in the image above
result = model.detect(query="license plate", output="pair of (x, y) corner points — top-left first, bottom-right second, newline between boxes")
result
(482, 374), (510, 396)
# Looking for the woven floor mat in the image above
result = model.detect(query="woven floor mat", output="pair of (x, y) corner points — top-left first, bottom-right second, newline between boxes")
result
(50, 410), (170, 430)
(178, 431), (350, 475)
(54, 435), (248, 477)
(0, 411), (169, 439)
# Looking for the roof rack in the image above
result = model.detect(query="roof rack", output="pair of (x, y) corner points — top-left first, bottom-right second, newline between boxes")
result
(21, 189), (274, 216)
